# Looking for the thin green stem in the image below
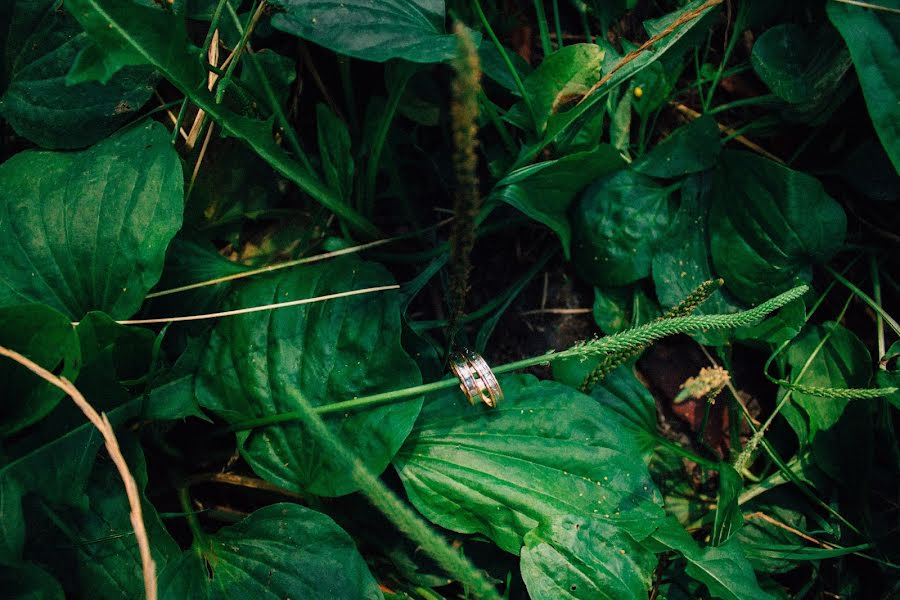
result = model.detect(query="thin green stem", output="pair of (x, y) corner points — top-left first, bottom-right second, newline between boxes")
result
(177, 485), (208, 552)
(826, 265), (900, 337)
(704, 2), (746, 110)
(365, 68), (413, 211)
(533, 0), (553, 57)
(708, 93), (778, 115)
(229, 286), (807, 430)
(201, 0), (230, 51)
(216, 1), (260, 103)
(478, 91), (517, 154)
(872, 257), (885, 359)
(654, 434), (720, 469)
(170, 99), (190, 144)
(472, 0), (537, 128)
(551, 0), (564, 50)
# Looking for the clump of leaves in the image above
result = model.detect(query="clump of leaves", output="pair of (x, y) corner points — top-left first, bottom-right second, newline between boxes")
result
(1, 1), (898, 599)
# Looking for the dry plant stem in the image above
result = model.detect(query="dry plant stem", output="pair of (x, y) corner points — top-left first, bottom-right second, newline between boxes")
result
(833, 0), (900, 13)
(744, 512), (836, 549)
(673, 103), (785, 163)
(0, 345), (156, 600)
(447, 24), (482, 341)
(578, 0), (723, 103)
(106, 285), (398, 325)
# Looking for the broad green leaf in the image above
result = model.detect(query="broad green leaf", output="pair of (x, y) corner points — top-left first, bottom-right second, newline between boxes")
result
(197, 258), (422, 497)
(239, 49), (296, 116)
(651, 173), (740, 346)
(317, 103), (354, 200)
(711, 465), (743, 546)
(269, 0), (463, 64)
(479, 42), (531, 96)
(782, 322), (873, 479)
(394, 375), (664, 555)
(518, 0), (721, 165)
(649, 517), (772, 600)
(65, 0), (378, 236)
(588, 366), (658, 456)
(633, 115), (721, 178)
(709, 151), (846, 305)
(507, 43), (604, 133)
(0, 1), (154, 149)
(76, 312), (155, 383)
(158, 503), (382, 600)
(0, 561), (64, 599)
(572, 170), (673, 287)
(25, 436), (178, 599)
(827, 1), (900, 171)
(750, 23), (852, 124)
(495, 146), (623, 257)
(520, 515), (657, 600)
(783, 322), (872, 435)
(591, 285), (659, 335)
(0, 122), (183, 320)
(0, 304), (80, 436)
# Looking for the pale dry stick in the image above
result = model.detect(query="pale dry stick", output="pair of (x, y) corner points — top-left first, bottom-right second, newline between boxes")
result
(154, 91), (189, 141)
(833, 0), (900, 14)
(144, 227), (444, 299)
(519, 307), (593, 316)
(744, 511), (837, 549)
(189, 122), (216, 190)
(186, 29), (221, 149)
(577, 0), (724, 105)
(108, 285), (398, 325)
(0, 345), (157, 600)
(673, 102), (785, 164)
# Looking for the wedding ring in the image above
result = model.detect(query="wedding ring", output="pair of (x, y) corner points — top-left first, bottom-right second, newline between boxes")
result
(449, 347), (504, 408)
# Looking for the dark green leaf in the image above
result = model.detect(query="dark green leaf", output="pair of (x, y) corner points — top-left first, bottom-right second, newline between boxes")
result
(572, 170), (673, 287)
(737, 503), (813, 573)
(588, 366), (658, 456)
(0, 304), (81, 436)
(158, 503), (382, 599)
(651, 173), (741, 346)
(197, 258), (422, 496)
(711, 465), (743, 546)
(479, 42), (531, 96)
(827, 1), (900, 170)
(633, 116), (721, 178)
(0, 561), (64, 600)
(240, 49), (296, 116)
(591, 285), (659, 336)
(750, 23), (852, 123)
(649, 517), (772, 600)
(506, 43), (604, 133)
(25, 436), (178, 599)
(0, 1), (154, 149)
(520, 515), (656, 599)
(709, 151), (846, 305)
(317, 103), (354, 200)
(0, 122), (184, 319)
(269, 0), (463, 64)
(394, 375), (664, 554)
(496, 146), (623, 257)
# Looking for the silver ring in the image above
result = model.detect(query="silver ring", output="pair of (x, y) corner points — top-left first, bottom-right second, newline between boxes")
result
(449, 347), (504, 408)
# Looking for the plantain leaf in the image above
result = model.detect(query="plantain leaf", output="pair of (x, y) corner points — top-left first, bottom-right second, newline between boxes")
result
(158, 503), (383, 600)
(394, 375), (664, 555)
(197, 258), (422, 497)
(0, 122), (183, 320)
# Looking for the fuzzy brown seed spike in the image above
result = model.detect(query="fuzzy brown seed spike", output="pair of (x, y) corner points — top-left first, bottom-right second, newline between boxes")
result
(446, 24), (482, 343)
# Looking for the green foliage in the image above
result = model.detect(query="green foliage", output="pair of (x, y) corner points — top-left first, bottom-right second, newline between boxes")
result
(827, 1), (900, 170)
(159, 503), (382, 599)
(572, 170), (674, 287)
(395, 375), (664, 558)
(0, 122), (183, 319)
(710, 151), (846, 305)
(269, 0), (466, 64)
(1, 0), (897, 597)
(198, 259), (422, 496)
(0, 0), (155, 149)
(0, 304), (80, 436)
